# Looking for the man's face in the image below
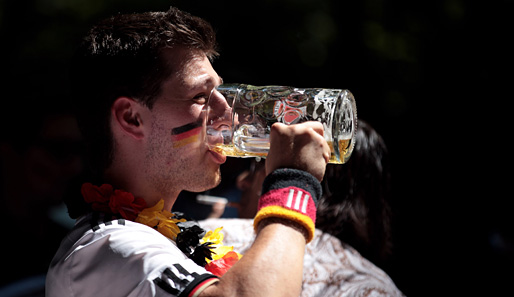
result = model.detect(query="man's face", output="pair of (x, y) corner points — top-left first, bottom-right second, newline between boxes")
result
(142, 47), (226, 197)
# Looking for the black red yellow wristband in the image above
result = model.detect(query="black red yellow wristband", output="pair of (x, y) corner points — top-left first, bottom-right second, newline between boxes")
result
(253, 168), (321, 243)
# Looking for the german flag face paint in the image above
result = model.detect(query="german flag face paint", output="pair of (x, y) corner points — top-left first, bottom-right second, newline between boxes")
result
(170, 120), (203, 148)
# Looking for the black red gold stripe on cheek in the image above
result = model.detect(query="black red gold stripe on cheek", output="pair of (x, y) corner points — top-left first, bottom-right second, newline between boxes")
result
(170, 120), (203, 148)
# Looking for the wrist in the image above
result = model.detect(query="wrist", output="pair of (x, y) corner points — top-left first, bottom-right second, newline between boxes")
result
(253, 168), (321, 242)
(255, 217), (310, 243)
(261, 168), (322, 204)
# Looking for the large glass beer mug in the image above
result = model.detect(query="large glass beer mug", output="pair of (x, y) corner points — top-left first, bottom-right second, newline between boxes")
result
(205, 84), (357, 164)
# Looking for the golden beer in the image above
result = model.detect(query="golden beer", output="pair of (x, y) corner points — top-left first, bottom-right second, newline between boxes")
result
(212, 138), (351, 164)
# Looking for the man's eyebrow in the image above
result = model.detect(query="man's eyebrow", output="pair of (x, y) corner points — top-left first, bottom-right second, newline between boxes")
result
(187, 74), (221, 89)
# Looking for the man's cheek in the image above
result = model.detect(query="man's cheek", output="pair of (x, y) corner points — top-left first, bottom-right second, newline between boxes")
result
(170, 120), (203, 148)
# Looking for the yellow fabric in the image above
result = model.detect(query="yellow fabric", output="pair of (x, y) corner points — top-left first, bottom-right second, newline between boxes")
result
(200, 227), (243, 263)
(135, 199), (186, 240)
(253, 205), (315, 243)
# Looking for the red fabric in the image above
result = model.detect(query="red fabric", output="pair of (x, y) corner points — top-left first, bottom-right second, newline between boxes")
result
(81, 183), (147, 220)
(109, 190), (147, 221)
(82, 183), (113, 213)
(204, 251), (240, 277)
(257, 186), (316, 223)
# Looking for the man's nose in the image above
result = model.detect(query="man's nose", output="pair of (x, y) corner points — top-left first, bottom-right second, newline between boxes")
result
(207, 89), (232, 126)
(209, 90), (230, 113)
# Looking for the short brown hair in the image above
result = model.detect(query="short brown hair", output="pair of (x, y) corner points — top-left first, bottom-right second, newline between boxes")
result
(72, 6), (218, 178)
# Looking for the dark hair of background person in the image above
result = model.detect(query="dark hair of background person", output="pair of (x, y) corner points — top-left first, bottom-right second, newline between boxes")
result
(65, 7), (218, 218)
(316, 119), (393, 269)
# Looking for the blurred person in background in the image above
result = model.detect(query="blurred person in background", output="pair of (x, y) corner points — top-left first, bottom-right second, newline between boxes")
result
(316, 119), (393, 269)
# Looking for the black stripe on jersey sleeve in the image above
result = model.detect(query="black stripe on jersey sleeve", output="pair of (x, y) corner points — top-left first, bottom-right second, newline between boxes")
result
(153, 266), (218, 297)
(153, 275), (181, 295)
(163, 267), (190, 288)
(178, 273), (219, 297)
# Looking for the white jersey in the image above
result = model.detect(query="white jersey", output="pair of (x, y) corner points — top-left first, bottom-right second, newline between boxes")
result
(46, 213), (218, 297)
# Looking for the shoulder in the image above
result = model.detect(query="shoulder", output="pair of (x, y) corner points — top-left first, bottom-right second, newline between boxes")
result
(50, 213), (179, 262)
(46, 213), (218, 297)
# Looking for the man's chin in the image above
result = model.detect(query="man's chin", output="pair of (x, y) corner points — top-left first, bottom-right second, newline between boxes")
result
(209, 169), (223, 189)
(191, 169), (222, 193)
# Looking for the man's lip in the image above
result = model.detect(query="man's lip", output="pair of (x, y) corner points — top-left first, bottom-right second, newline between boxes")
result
(208, 148), (227, 164)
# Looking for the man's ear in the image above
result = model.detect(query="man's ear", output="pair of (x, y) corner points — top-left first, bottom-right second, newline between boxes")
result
(111, 97), (145, 139)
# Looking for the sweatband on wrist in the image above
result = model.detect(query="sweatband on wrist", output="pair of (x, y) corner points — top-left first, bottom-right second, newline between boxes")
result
(253, 168), (322, 243)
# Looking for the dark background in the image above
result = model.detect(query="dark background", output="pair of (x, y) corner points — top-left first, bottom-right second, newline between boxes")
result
(1, 0), (512, 296)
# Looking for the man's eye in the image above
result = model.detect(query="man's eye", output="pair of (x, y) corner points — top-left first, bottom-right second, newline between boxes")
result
(193, 94), (208, 104)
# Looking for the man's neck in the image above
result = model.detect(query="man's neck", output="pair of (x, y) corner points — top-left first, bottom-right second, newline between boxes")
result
(103, 172), (179, 212)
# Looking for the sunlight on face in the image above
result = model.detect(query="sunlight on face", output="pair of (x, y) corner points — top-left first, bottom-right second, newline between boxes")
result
(142, 47), (225, 198)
